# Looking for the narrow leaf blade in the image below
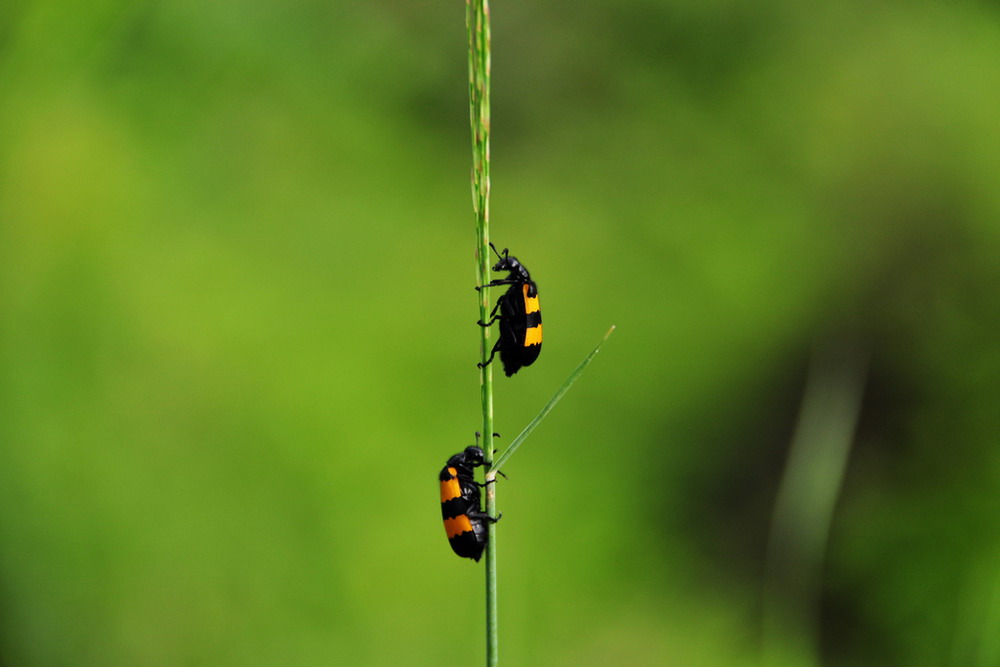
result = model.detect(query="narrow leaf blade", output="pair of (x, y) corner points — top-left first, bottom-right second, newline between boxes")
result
(490, 325), (616, 473)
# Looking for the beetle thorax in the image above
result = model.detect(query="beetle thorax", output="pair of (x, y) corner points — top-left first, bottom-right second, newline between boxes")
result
(502, 257), (531, 282)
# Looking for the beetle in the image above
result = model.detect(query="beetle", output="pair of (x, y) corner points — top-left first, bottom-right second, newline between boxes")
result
(476, 242), (542, 376)
(439, 441), (501, 561)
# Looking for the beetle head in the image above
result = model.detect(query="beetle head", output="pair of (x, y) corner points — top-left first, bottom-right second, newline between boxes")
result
(489, 242), (520, 273)
(462, 445), (486, 467)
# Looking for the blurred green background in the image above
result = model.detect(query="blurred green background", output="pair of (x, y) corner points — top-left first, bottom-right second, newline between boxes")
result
(2, 0), (1000, 665)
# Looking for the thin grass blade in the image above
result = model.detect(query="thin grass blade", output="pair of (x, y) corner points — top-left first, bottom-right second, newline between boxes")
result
(490, 326), (616, 474)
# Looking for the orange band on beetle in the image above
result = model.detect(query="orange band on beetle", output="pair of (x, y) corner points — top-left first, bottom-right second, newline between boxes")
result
(524, 325), (542, 347)
(440, 470), (462, 503)
(444, 515), (474, 539)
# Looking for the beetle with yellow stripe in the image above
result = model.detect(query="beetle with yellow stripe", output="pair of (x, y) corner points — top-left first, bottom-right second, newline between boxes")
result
(477, 242), (542, 376)
(439, 442), (500, 561)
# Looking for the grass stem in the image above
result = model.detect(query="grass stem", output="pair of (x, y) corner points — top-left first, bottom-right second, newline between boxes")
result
(762, 339), (867, 666)
(467, 0), (496, 663)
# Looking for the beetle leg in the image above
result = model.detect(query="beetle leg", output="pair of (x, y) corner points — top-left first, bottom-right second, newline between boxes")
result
(477, 295), (509, 326)
(477, 469), (508, 486)
(477, 338), (502, 369)
(475, 278), (518, 291)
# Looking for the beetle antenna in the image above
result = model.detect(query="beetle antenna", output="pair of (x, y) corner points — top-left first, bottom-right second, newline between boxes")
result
(488, 242), (507, 262)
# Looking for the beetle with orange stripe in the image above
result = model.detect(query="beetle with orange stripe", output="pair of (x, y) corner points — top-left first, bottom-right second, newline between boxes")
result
(439, 443), (500, 561)
(477, 242), (542, 376)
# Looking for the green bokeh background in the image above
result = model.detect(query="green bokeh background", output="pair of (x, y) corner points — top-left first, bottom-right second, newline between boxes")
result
(2, 1), (1000, 665)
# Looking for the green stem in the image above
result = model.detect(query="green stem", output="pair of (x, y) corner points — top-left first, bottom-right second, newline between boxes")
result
(467, 0), (496, 664)
(762, 340), (867, 666)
